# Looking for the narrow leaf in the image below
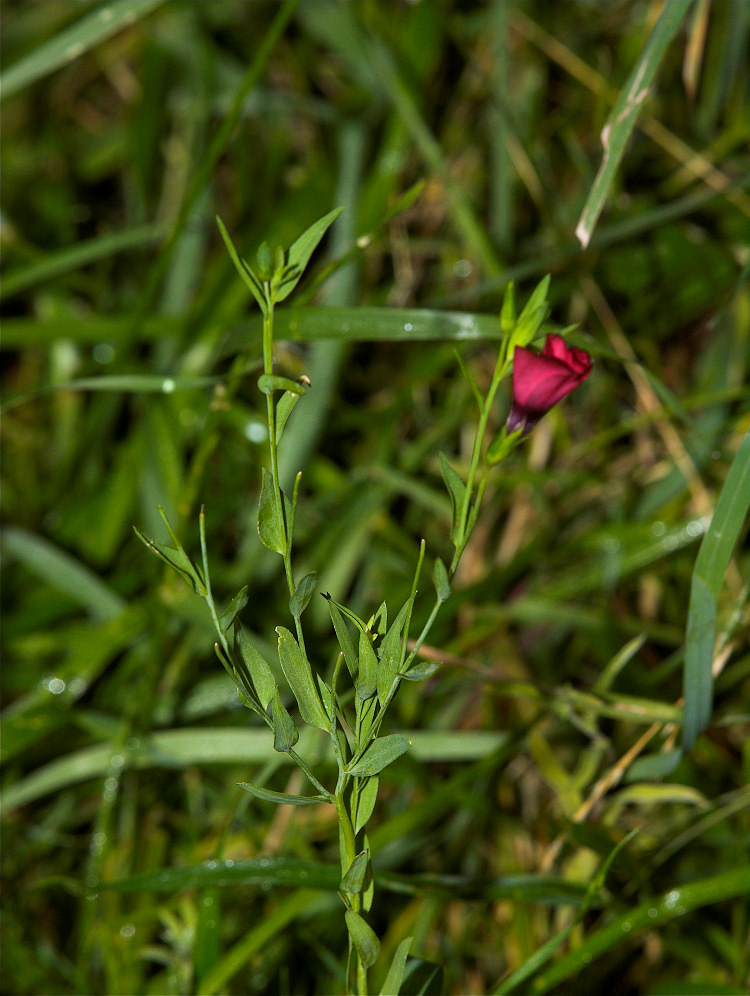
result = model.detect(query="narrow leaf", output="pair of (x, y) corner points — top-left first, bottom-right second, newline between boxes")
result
(575, 0), (693, 247)
(257, 468), (287, 554)
(357, 629), (378, 700)
(219, 586), (248, 632)
(380, 937), (413, 996)
(354, 777), (379, 835)
(347, 734), (410, 777)
(290, 572), (318, 618)
(341, 851), (369, 894)
(134, 527), (205, 596)
(234, 625), (276, 710)
(317, 674), (335, 722)
(376, 601), (409, 705)
(216, 217), (267, 314)
(238, 782), (328, 806)
(344, 910), (380, 970)
(276, 207), (345, 303)
(432, 557), (450, 602)
(276, 389), (302, 444)
(401, 660), (442, 682)
(323, 593), (360, 680)
(439, 452), (466, 546)
(276, 627), (329, 730)
(683, 429), (750, 751)
(271, 687), (298, 752)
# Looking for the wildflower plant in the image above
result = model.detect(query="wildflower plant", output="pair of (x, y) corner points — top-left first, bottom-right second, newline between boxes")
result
(136, 211), (591, 995)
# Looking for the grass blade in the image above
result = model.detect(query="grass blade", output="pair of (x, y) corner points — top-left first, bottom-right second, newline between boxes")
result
(1, 0), (167, 100)
(575, 0), (693, 247)
(2, 526), (124, 622)
(531, 866), (750, 993)
(683, 430), (750, 750)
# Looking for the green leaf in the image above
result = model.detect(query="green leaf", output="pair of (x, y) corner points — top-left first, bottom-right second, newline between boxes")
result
(401, 957), (443, 996)
(376, 601), (409, 705)
(341, 851), (369, 894)
(439, 452), (466, 546)
(219, 586), (249, 632)
(354, 776), (379, 835)
(511, 274), (551, 348)
(216, 217), (267, 315)
(257, 373), (308, 396)
(532, 866), (750, 992)
(0, 0), (167, 101)
(257, 468), (287, 554)
(99, 856), (341, 893)
(238, 782), (328, 806)
(271, 687), (298, 752)
(380, 937), (413, 996)
(357, 629), (379, 701)
(323, 593), (360, 680)
(432, 557), (451, 602)
(276, 626), (329, 730)
(575, 0), (693, 247)
(683, 429), (750, 751)
(500, 282), (516, 334)
(134, 526), (206, 596)
(317, 675), (335, 722)
(275, 207), (345, 303)
(347, 734), (410, 777)
(5, 525), (126, 622)
(276, 389), (303, 444)
(234, 625), (276, 710)
(344, 910), (380, 970)
(290, 572), (318, 618)
(401, 660), (442, 682)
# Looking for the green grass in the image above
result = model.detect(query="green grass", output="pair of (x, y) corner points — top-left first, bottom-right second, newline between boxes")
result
(2, 2), (749, 995)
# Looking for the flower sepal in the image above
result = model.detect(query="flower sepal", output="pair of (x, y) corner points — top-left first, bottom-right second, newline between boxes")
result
(486, 425), (523, 466)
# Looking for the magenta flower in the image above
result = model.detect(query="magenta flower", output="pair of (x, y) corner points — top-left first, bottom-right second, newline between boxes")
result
(506, 334), (591, 436)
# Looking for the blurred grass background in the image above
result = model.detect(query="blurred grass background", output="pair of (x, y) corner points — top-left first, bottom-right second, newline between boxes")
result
(1, 1), (749, 994)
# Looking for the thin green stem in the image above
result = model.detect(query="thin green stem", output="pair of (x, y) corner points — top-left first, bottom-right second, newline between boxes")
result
(451, 345), (511, 572)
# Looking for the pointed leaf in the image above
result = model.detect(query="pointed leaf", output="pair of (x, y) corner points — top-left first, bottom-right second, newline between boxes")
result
(402, 660), (442, 681)
(271, 687), (298, 752)
(134, 527), (205, 595)
(234, 624), (276, 710)
(290, 572), (318, 618)
(357, 629), (378, 700)
(500, 281), (516, 334)
(317, 674), (335, 722)
(439, 452), (466, 546)
(380, 936), (413, 996)
(323, 593), (359, 680)
(354, 776), (379, 835)
(257, 468), (287, 554)
(219, 586), (248, 632)
(400, 957), (443, 996)
(376, 601), (409, 705)
(216, 217), (267, 315)
(276, 389), (303, 444)
(275, 207), (345, 303)
(276, 626), (329, 730)
(345, 910), (380, 970)
(341, 850), (369, 894)
(432, 557), (450, 602)
(347, 734), (410, 777)
(238, 782), (328, 806)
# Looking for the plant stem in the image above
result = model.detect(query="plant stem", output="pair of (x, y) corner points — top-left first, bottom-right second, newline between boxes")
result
(263, 300), (307, 653)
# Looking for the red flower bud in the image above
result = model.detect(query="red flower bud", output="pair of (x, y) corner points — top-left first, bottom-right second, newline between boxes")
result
(507, 334), (591, 436)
